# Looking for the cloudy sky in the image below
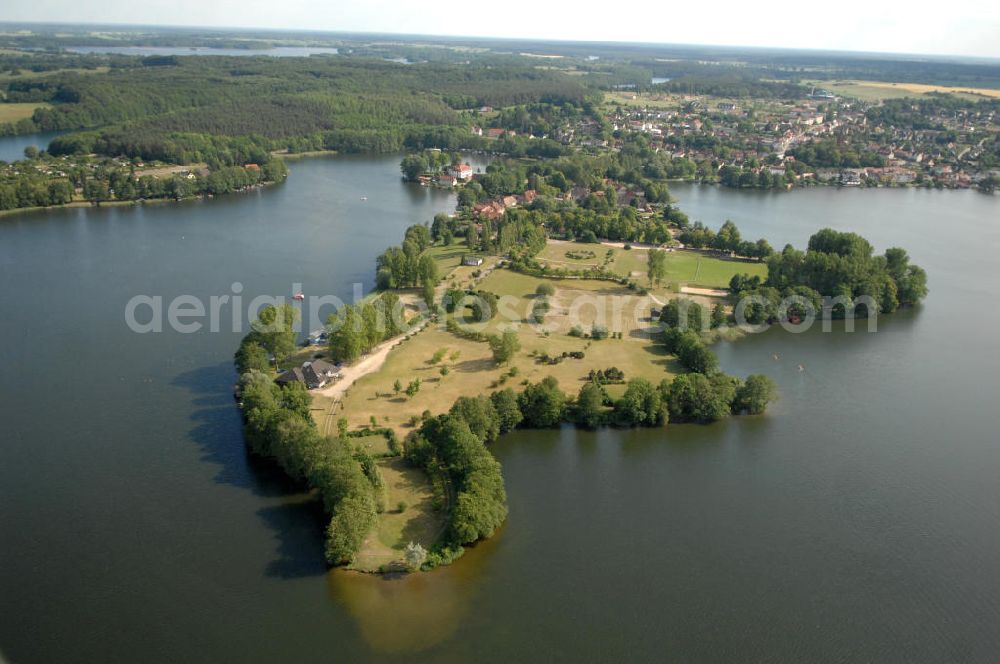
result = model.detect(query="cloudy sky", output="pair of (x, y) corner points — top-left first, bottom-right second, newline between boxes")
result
(4, 0), (1000, 59)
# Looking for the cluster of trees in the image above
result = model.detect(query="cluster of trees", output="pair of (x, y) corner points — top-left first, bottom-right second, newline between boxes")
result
(234, 304), (299, 373)
(400, 150), (460, 181)
(239, 371), (380, 565)
(374, 224), (439, 291)
(718, 165), (789, 189)
(660, 298), (728, 332)
(759, 229), (928, 314)
(234, 308), (381, 566)
(0, 174), (73, 210)
(678, 220), (774, 259)
(404, 394), (513, 546)
(437, 370), (777, 437)
(326, 292), (407, 364)
(786, 140), (884, 170)
(0, 154), (287, 212)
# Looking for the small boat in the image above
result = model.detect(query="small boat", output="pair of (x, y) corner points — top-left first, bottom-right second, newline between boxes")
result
(292, 293), (305, 301)
(360, 196), (368, 201)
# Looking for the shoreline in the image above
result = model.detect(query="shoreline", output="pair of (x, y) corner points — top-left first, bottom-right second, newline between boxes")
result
(0, 178), (283, 219)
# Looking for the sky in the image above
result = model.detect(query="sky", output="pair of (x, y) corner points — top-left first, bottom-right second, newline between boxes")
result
(3, 0), (1000, 59)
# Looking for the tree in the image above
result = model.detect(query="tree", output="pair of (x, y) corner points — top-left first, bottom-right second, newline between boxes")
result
(404, 542), (427, 571)
(666, 373), (732, 423)
(518, 376), (566, 427)
(450, 395), (501, 444)
(406, 379), (421, 397)
(535, 282), (556, 297)
(234, 340), (271, 375)
(422, 280), (435, 308)
(400, 154), (426, 182)
(531, 298), (550, 324)
(393, 379), (402, 396)
(711, 303), (727, 329)
(615, 378), (665, 426)
(489, 330), (521, 365)
(252, 304), (299, 367)
(733, 374), (777, 414)
(675, 332), (718, 374)
(324, 494), (378, 565)
(491, 388), (524, 433)
(647, 248), (668, 286)
(575, 382), (605, 429)
(327, 306), (363, 364)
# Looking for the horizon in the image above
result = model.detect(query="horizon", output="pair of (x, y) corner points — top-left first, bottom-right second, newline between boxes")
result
(2, 0), (999, 60)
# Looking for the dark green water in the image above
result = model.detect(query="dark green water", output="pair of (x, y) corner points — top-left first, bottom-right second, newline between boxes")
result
(2, 159), (999, 662)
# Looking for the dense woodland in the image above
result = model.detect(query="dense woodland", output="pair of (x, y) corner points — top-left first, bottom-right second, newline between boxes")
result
(3, 54), (593, 163)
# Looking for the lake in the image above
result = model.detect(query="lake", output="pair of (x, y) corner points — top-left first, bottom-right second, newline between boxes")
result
(0, 130), (64, 163)
(1, 159), (999, 662)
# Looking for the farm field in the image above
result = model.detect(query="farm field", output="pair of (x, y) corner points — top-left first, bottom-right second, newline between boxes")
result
(806, 79), (1000, 101)
(0, 102), (48, 123)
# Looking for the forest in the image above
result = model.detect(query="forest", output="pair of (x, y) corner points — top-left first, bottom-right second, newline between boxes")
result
(2, 53), (593, 164)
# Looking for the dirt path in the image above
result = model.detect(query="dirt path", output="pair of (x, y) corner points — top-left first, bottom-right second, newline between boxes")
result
(315, 320), (429, 403)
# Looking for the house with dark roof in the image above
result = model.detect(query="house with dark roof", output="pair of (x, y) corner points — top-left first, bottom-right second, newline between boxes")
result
(275, 359), (339, 390)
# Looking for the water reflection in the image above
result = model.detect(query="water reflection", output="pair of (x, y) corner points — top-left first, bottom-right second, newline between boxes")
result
(326, 531), (502, 654)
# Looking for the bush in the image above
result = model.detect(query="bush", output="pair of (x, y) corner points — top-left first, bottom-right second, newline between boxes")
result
(591, 324), (610, 340)
(535, 282), (556, 297)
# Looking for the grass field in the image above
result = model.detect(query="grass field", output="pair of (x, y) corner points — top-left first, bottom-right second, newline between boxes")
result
(351, 457), (445, 572)
(0, 102), (48, 123)
(335, 267), (677, 438)
(539, 240), (767, 292)
(806, 79), (1000, 102)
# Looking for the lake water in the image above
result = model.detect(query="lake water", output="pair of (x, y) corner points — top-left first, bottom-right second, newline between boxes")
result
(0, 130), (64, 163)
(66, 46), (340, 57)
(2, 160), (999, 662)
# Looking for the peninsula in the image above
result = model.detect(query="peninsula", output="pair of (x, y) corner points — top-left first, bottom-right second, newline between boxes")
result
(234, 169), (927, 572)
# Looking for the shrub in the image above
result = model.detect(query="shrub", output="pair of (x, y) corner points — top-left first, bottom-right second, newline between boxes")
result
(535, 282), (556, 297)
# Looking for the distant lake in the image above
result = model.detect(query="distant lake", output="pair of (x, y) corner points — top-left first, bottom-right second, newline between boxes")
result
(2, 160), (1000, 661)
(0, 130), (64, 163)
(66, 46), (340, 57)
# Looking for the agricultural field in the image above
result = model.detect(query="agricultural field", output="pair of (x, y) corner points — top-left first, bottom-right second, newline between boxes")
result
(0, 102), (48, 123)
(806, 79), (1000, 102)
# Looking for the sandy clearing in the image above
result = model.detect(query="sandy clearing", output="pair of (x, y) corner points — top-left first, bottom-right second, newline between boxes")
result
(680, 286), (728, 297)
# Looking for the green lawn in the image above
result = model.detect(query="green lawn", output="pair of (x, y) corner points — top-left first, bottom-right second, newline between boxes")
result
(539, 240), (767, 291)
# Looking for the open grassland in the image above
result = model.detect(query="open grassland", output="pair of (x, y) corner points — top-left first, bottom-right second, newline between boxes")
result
(0, 102), (49, 123)
(808, 79), (1000, 102)
(539, 240), (767, 292)
(335, 268), (677, 437)
(426, 243), (468, 274)
(350, 457), (446, 572)
(0, 66), (110, 84)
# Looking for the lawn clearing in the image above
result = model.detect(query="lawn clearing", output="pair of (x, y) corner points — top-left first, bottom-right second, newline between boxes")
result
(350, 457), (445, 572)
